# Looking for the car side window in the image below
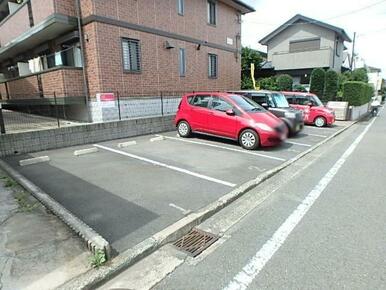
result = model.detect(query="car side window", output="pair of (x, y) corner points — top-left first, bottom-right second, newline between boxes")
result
(191, 95), (211, 108)
(211, 96), (233, 112)
(285, 95), (295, 104)
(297, 96), (309, 105)
(251, 94), (267, 105)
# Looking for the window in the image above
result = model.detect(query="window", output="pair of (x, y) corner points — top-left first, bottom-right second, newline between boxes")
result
(122, 38), (141, 72)
(251, 93), (268, 105)
(177, 0), (184, 15)
(191, 95), (211, 108)
(296, 96), (310, 105)
(230, 95), (265, 112)
(211, 96), (233, 112)
(208, 54), (218, 78)
(289, 38), (321, 53)
(207, 0), (216, 25)
(179, 48), (186, 77)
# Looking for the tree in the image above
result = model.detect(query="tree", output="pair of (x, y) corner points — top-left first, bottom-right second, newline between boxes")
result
(324, 70), (339, 101)
(241, 47), (263, 89)
(276, 74), (293, 91)
(351, 68), (368, 83)
(310, 68), (325, 97)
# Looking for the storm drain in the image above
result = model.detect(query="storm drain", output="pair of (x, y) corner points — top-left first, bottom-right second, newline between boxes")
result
(173, 228), (219, 257)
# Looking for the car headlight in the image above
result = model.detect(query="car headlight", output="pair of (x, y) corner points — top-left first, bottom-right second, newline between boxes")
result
(254, 122), (274, 132)
(285, 112), (296, 118)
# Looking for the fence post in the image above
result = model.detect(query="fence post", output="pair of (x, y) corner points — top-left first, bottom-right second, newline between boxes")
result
(116, 91), (122, 121)
(0, 104), (5, 134)
(161, 91), (164, 116)
(53, 92), (60, 128)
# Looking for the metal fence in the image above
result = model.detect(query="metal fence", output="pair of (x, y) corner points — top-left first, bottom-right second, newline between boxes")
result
(0, 91), (189, 134)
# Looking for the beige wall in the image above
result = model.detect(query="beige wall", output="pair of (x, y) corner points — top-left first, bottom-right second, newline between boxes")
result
(267, 23), (344, 71)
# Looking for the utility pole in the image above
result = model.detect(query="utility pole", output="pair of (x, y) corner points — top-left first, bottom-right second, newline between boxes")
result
(350, 32), (356, 71)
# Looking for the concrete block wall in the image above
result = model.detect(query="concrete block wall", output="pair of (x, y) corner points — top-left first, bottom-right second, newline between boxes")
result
(0, 115), (175, 157)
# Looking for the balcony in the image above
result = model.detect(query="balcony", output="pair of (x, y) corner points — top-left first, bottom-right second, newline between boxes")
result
(0, 67), (84, 100)
(271, 47), (333, 71)
(0, 0), (77, 63)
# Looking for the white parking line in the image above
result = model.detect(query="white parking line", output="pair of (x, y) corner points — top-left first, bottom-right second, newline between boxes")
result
(223, 117), (377, 290)
(169, 203), (191, 215)
(156, 135), (286, 162)
(94, 144), (236, 188)
(285, 141), (312, 147)
(305, 133), (327, 138)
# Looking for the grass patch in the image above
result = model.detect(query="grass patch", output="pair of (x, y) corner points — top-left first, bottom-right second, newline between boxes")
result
(90, 250), (107, 268)
(2, 177), (18, 188)
(14, 191), (38, 212)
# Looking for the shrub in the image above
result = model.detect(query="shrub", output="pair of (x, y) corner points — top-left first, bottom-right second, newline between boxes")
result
(343, 81), (373, 106)
(310, 68), (325, 98)
(259, 77), (278, 91)
(351, 68), (369, 83)
(293, 84), (307, 92)
(276, 74), (293, 91)
(241, 75), (254, 89)
(324, 70), (339, 102)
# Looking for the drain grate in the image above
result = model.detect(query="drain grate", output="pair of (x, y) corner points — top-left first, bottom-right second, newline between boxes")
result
(173, 228), (219, 257)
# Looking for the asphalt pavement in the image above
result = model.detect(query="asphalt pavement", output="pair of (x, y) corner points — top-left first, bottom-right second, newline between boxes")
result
(104, 110), (385, 289)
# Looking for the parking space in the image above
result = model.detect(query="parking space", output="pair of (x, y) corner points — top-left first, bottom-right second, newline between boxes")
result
(2, 121), (351, 254)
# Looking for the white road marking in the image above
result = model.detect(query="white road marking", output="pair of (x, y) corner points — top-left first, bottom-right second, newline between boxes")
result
(248, 166), (265, 172)
(305, 133), (327, 138)
(94, 144), (236, 188)
(156, 135), (286, 162)
(150, 136), (165, 142)
(287, 148), (300, 153)
(223, 117), (377, 290)
(169, 203), (191, 215)
(285, 141), (312, 147)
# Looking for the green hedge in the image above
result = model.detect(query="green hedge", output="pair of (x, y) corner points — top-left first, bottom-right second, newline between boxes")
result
(310, 68), (326, 98)
(324, 70), (339, 102)
(342, 81), (374, 106)
(276, 74), (293, 91)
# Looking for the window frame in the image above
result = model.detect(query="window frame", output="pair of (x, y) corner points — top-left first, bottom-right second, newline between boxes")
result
(208, 53), (218, 79)
(190, 94), (212, 109)
(121, 38), (141, 73)
(177, 0), (184, 16)
(179, 47), (186, 77)
(207, 0), (217, 26)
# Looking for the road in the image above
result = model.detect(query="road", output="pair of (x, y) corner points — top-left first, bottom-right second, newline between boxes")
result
(101, 108), (386, 289)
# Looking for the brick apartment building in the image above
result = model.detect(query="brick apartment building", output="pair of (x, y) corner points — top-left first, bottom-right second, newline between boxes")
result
(0, 0), (254, 122)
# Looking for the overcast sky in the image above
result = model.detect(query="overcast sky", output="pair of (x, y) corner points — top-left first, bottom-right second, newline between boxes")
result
(241, 0), (386, 77)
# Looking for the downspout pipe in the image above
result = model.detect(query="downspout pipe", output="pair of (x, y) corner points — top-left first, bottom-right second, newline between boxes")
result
(75, 0), (91, 122)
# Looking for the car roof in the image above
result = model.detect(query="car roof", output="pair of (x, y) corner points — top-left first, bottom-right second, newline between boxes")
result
(282, 91), (316, 97)
(228, 90), (277, 94)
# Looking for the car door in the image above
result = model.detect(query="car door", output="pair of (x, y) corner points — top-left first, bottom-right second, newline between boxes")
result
(189, 94), (212, 132)
(296, 96), (312, 122)
(207, 96), (237, 139)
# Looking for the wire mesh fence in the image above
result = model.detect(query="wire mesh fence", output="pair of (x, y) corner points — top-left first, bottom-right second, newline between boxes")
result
(0, 91), (190, 134)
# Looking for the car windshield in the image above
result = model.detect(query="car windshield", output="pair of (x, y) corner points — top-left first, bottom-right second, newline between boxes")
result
(308, 95), (324, 106)
(271, 93), (289, 108)
(230, 95), (265, 112)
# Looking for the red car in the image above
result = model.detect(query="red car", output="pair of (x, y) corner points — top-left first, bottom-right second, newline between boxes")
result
(282, 92), (335, 127)
(175, 92), (287, 150)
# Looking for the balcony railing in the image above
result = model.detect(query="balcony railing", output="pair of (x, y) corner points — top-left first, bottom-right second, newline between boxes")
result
(271, 47), (333, 70)
(0, 67), (84, 100)
(0, 0), (76, 52)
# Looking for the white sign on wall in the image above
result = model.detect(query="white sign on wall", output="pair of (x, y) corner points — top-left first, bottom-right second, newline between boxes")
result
(226, 37), (234, 45)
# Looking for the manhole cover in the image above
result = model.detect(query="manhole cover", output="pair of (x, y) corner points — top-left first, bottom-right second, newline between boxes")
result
(173, 228), (219, 257)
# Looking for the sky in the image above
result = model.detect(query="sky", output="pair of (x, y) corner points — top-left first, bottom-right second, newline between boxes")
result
(241, 0), (386, 77)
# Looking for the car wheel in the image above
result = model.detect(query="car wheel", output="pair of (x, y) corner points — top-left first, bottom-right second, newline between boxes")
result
(239, 129), (259, 150)
(177, 121), (191, 137)
(314, 116), (326, 127)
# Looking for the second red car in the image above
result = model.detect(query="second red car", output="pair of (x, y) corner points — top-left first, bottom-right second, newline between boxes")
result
(175, 92), (287, 150)
(282, 91), (335, 127)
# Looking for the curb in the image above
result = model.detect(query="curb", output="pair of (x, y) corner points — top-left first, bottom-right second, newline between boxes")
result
(0, 159), (111, 259)
(58, 120), (359, 290)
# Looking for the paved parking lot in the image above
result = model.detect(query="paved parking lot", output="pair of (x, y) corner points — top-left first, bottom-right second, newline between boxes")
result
(3, 121), (351, 254)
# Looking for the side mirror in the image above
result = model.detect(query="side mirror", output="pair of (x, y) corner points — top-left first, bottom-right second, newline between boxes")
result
(307, 102), (314, 107)
(225, 109), (235, 116)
